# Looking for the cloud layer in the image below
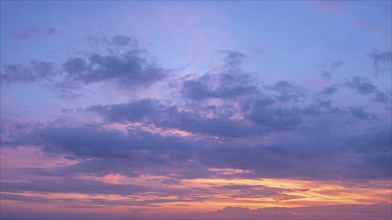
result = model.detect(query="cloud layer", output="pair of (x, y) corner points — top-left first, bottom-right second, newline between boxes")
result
(1, 33), (391, 219)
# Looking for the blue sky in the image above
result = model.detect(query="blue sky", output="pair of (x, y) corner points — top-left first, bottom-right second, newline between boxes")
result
(1, 1), (391, 219)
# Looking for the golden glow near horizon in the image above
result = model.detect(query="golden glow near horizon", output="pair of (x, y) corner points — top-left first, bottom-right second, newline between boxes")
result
(1, 147), (391, 216)
(182, 177), (392, 206)
(2, 169), (391, 217)
(4, 172), (387, 211)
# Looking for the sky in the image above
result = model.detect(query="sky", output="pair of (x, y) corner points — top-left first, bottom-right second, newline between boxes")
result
(0, 1), (391, 219)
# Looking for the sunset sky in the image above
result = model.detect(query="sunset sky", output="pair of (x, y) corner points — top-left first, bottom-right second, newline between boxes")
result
(1, 1), (391, 219)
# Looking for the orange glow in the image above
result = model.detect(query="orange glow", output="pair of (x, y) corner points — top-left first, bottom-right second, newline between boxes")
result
(208, 168), (253, 175)
(104, 122), (191, 137)
(76, 173), (173, 186)
(2, 175), (391, 217)
(182, 177), (392, 207)
(61, 174), (392, 210)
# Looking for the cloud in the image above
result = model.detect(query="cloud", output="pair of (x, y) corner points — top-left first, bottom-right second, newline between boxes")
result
(267, 81), (307, 102)
(106, 35), (135, 47)
(35, 126), (133, 158)
(86, 34), (137, 48)
(321, 71), (332, 79)
(245, 98), (302, 129)
(12, 27), (40, 40)
(1, 42), (390, 218)
(63, 49), (168, 87)
(181, 51), (259, 100)
(2, 35), (169, 91)
(4, 113), (390, 181)
(343, 126), (392, 178)
(221, 50), (246, 70)
(368, 50), (392, 73)
(1, 61), (58, 83)
(87, 99), (158, 122)
(349, 106), (376, 120)
(181, 74), (258, 100)
(87, 95), (311, 137)
(345, 76), (376, 95)
(193, 203), (392, 219)
(46, 80), (84, 99)
(46, 28), (61, 36)
(2, 47), (390, 181)
(12, 27), (62, 40)
(345, 76), (390, 103)
(88, 99), (255, 137)
(2, 178), (147, 195)
(319, 84), (338, 95)
(321, 61), (343, 79)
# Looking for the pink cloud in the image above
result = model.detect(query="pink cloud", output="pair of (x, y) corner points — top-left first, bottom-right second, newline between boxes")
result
(317, 1), (348, 15)
(0, 146), (78, 182)
(1, 146), (77, 169)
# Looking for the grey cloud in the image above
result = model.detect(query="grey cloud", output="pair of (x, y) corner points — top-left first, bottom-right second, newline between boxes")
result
(87, 99), (158, 122)
(316, 99), (343, 114)
(12, 27), (61, 40)
(2, 115), (391, 181)
(345, 76), (390, 103)
(36, 126), (132, 158)
(2, 35), (168, 89)
(47, 80), (84, 99)
(373, 90), (390, 103)
(369, 50), (391, 72)
(46, 28), (61, 35)
(7, 123), (203, 178)
(1, 179), (146, 195)
(245, 99), (302, 129)
(107, 35), (135, 47)
(319, 84), (338, 95)
(63, 49), (168, 87)
(268, 81), (306, 102)
(343, 126), (391, 178)
(330, 60), (343, 70)
(199, 121), (391, 180)
(1, 61), (58, 83)
(87, 34), (136, 47)
(321, 60), (342, 79)
(181, 51), (259, 100)
(345, 76), (376, 95)
(88, 96), (309, 137)
(182, 74), (258, 100)
(221, 50), (246, 70)
(88, 99), (255, 137)
(12, 27), (40, 40)
(164, 109), (254, 137)
(349, 106), (376, 120)
(303, 99), (343, 115)
(33, 125), (199, 170)
(322, 71), (332, 79)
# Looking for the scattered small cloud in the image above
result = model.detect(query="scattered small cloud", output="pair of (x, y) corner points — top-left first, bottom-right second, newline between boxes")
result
(345, 76), (390, 103)
(319, 84), (338, 95)
(369, 50), (392, 74)
(46, 28), (62, 36)
(12, 27), (40, 40)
